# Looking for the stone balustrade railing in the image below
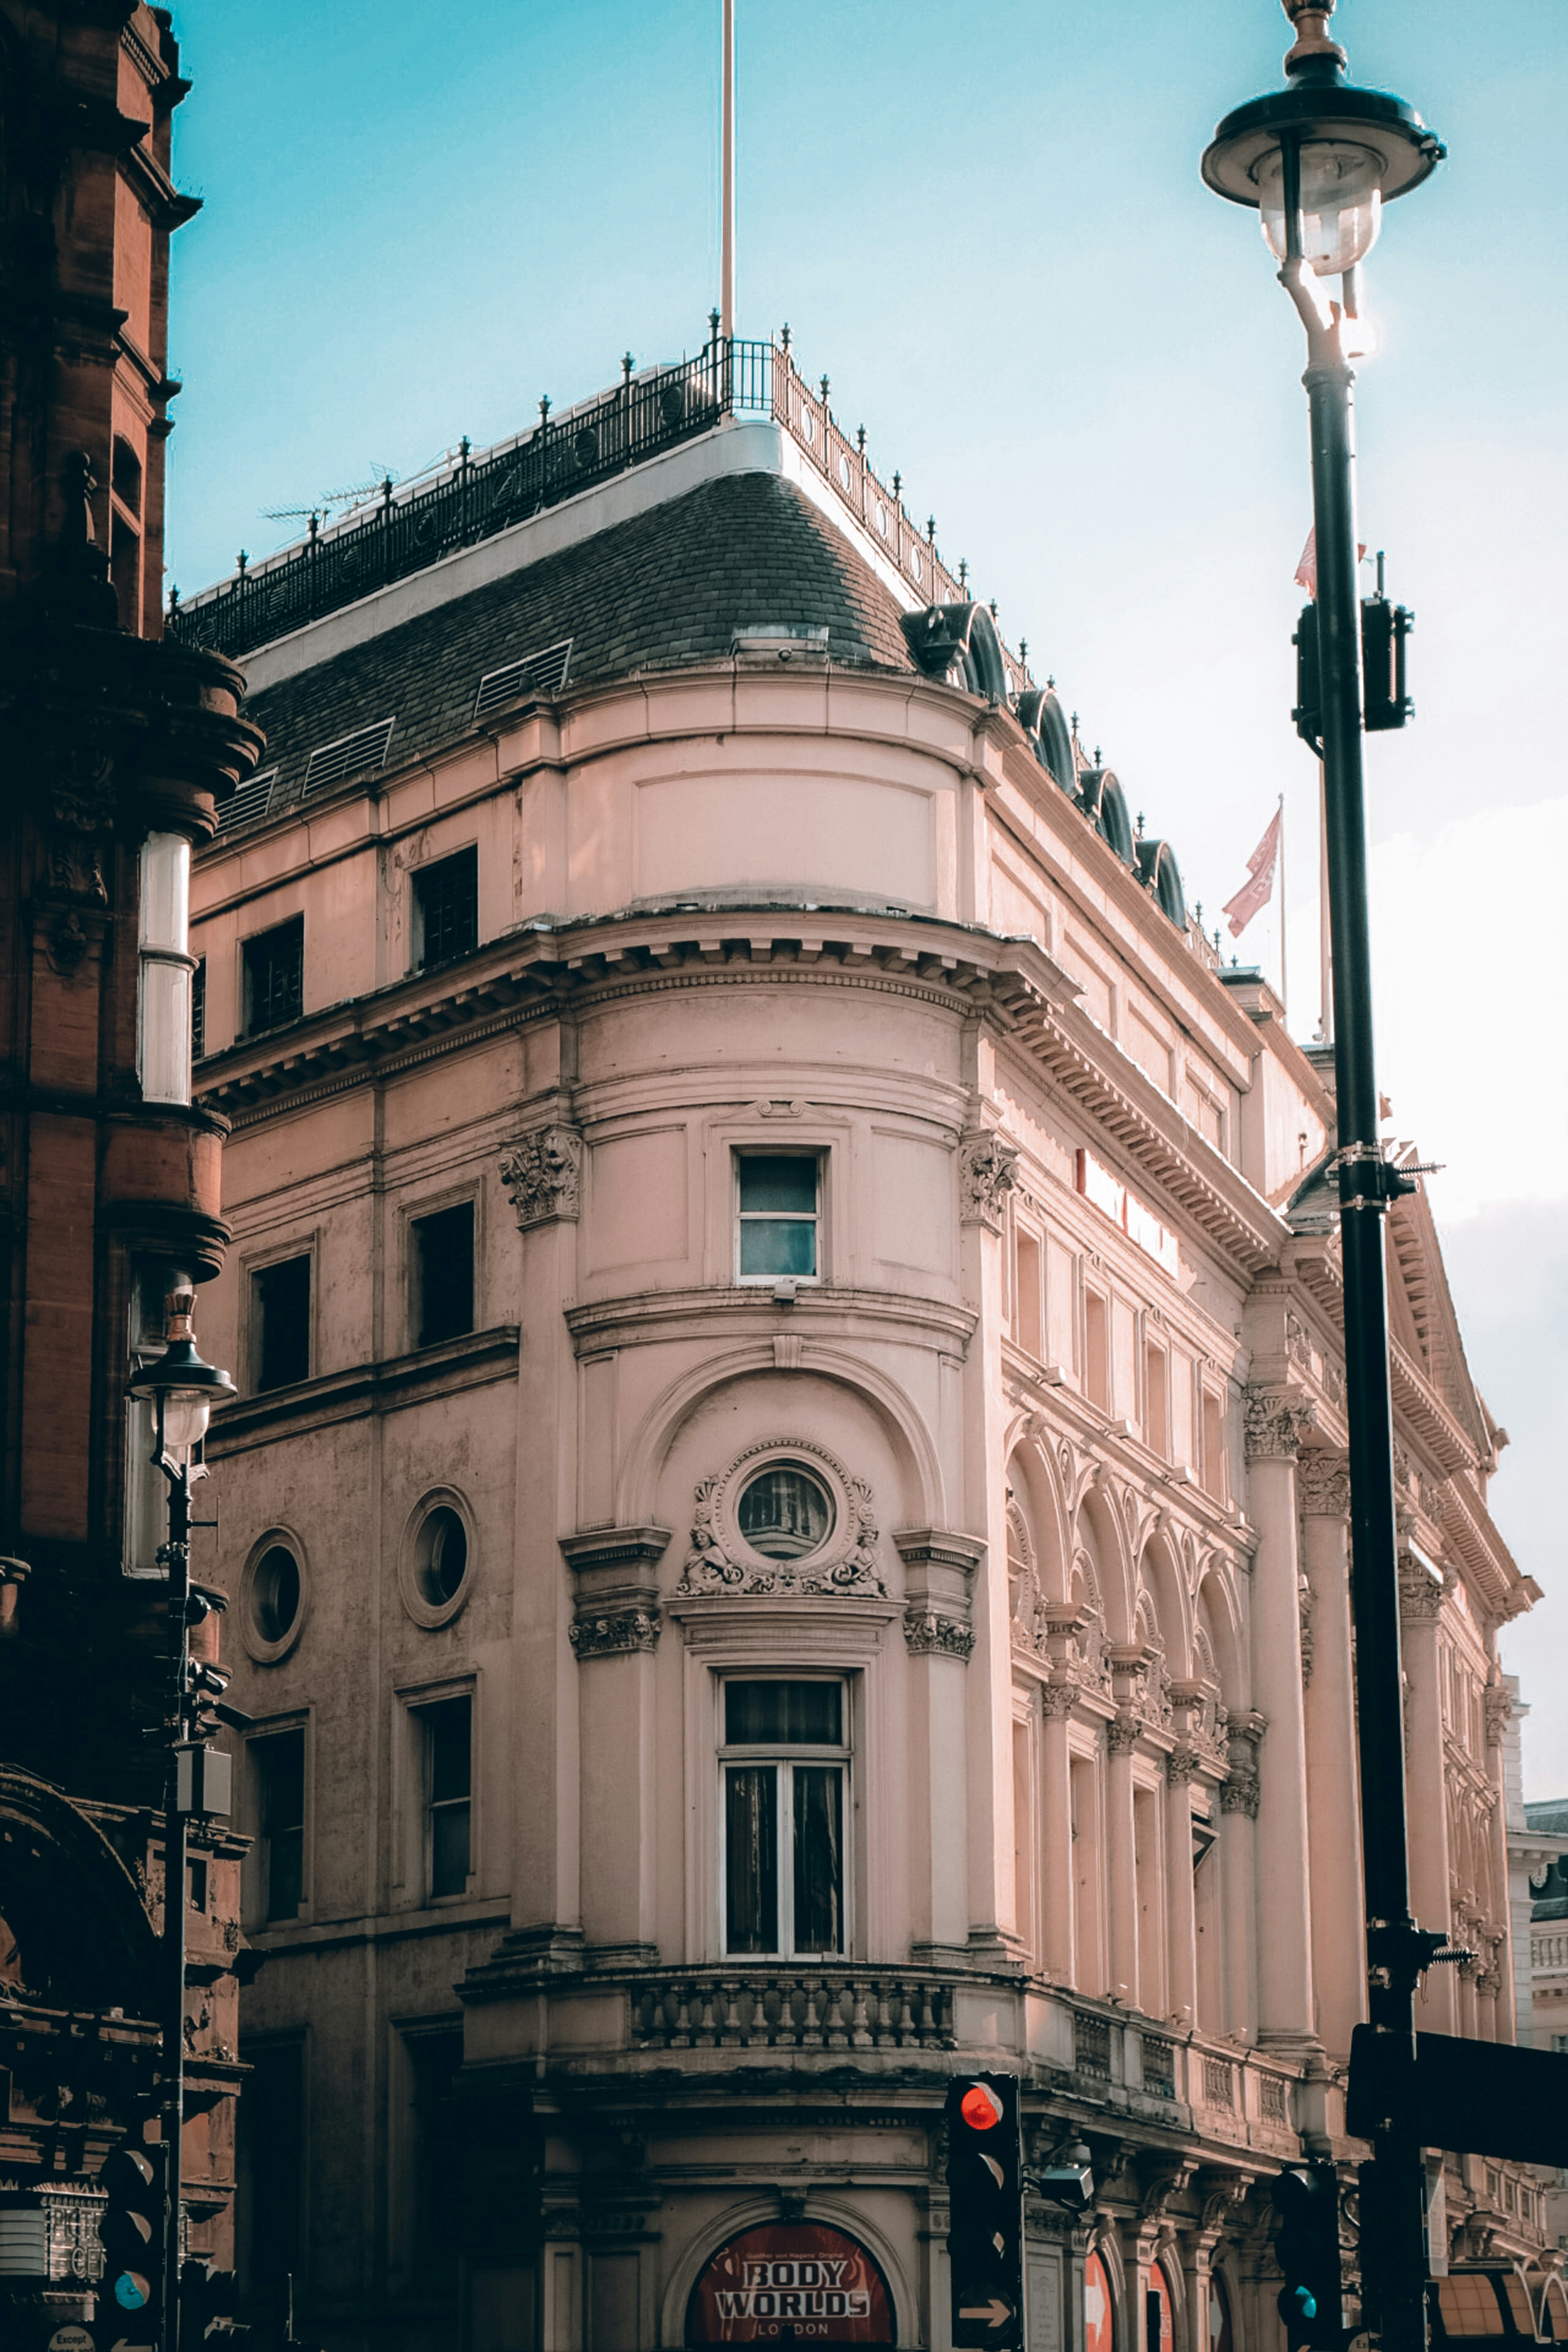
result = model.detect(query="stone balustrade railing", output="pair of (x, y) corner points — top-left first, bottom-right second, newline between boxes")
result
(1531, 1929), (1568, 1973)
(630, 1969), (956, 2051)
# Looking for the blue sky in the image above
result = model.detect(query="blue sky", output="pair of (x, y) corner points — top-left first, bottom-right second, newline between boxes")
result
(164, 0), (1568, 1789)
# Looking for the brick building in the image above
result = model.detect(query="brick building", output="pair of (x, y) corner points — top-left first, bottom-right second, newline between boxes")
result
(0, 2), (259, 2328)
(178, 335), (1555, 2351)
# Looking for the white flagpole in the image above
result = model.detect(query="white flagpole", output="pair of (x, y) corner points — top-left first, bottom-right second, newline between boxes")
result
(720, 0), (736, 341)
(1277, 790), (1287, 1015)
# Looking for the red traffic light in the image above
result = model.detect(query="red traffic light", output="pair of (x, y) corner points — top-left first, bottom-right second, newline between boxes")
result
(959, 2083), (1005, 2132)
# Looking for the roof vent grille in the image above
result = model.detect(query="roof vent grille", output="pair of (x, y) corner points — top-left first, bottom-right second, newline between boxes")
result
(474, 637), (573, 722)
(302, 717), (395, 795)
(215, 767), (279, 833)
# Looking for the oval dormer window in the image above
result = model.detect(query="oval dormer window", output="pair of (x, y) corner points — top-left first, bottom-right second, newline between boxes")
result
(737, 1464), (835, 1560)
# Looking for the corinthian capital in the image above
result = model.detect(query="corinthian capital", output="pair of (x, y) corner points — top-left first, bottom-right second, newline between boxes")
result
(1244, 1388), (1317, 1464)
(1296, 1449), (1351, 1519)
(500, 1121), (583, 1228)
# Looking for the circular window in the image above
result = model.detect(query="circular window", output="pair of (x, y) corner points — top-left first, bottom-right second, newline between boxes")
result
(416, 1508), (468, 1608)
(737, 1464), (835, 1560)
(252, 1546), (301, 1644)
(400, 1490), (475, 1628)
(239, 1530), (309, 1664)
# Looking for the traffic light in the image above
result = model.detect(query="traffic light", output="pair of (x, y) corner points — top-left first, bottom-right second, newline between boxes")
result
(182, 2256), (247, 2344)
(945, 2072), (1024, 2352)
(1272, 2164), (1344, 2351)
(184, 1657), (233, 1741)
(96, 2137), (165, 2349)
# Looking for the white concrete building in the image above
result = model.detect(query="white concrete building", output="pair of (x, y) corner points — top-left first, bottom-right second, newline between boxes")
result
(178, 335), (1555, 2352)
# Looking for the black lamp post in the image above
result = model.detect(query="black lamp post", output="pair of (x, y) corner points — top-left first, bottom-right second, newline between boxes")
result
(127, 1289), (236, 2352)
(1203, 8), (1444, 2351)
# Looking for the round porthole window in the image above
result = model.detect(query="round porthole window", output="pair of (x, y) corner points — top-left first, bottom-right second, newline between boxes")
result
(400, 1491), (475, 1628)
(416, 1508), (468, 1608)
(737, 1463), (835, 1560)
(240, 1531), (309, 1664)
(252, 1546), (301, 1644)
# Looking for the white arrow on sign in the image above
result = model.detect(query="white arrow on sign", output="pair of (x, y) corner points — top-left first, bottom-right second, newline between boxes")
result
(959, 2300), (1015, 2328)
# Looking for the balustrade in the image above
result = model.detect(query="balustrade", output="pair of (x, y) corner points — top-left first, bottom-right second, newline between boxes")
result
(628, 1969), (954, 2051)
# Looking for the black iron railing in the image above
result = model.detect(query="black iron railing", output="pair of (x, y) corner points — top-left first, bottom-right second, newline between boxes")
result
(168, 326), (1037, 691)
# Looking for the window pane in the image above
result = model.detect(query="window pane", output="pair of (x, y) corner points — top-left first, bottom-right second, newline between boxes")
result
(253, 1255), (311, 1391)
(427, 1699), (472, 1803)
(415, 847), (479, 968)
(139, 833), (190, 952)
(413, 1204), (474, 1346)
(269, 1827), (304, 1922)
(739, 1218), (816, 1278)
(738, 1155), (817, 1214)
(792, 1765), (844, 1953)
(138, 956), (192, 1104)
(430, 1800), (471, 1898)
(737, 1467), (833, 1561)
(258, 1729), (306, 1921)
(724, 1765), (778, 1952)
(726, 1680), (842, 1747)
(244, 918), (303, 1034)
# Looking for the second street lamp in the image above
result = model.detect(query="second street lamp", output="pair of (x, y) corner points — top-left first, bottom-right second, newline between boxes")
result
(1203, 7), (1445, 2352)
(128, 1289), (238, 2352)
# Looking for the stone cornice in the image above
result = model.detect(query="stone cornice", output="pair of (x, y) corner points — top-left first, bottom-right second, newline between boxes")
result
(205, 1323), (520, 1455)
(564, 1283), (977, 1357)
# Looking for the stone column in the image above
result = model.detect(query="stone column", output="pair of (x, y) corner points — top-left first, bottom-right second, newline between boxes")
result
(1243, 1389), (1318, 2056)
(1106, 1714), (1140, 2004)
(897, 1529), (983, 1963)
(1298, 1450), (1365, 2060)
(560, 1527), (672, 1959)
(1040, 1681), (1077, 1984)
(1398, 1552), (1455, 2034)
(1163, 1743), (1200, 2030)
(1219, 1713), (1264, 2040)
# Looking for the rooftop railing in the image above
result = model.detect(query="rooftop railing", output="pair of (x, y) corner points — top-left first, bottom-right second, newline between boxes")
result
(167, 324), (1034, 688)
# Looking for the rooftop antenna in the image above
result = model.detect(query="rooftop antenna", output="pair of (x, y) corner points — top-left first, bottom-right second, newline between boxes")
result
(720, 0), (736, 339)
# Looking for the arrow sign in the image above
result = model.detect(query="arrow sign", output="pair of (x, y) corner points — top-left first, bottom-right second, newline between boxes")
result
(960, 2301), (1015, 2329)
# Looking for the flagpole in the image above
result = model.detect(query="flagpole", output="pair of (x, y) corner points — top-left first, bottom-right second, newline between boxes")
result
(1277, 790), (1287, 1015)
(720, 0), (736, 341)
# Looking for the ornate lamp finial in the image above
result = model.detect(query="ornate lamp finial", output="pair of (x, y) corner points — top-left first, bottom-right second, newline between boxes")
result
(1282, 0), (1346, 75)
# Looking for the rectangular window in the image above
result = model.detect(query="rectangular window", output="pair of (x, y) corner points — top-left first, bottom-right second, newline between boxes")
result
(1084, 1289), (1110, 1410)
(736, 1153), (819, 1283)
(1014, 1228), (1043, 1359)
(192, 957), (206, 1062)
(237, 2036), (306, 2297)
(254, 1728), (306, 1921)
(1201, 1388), (1226, 1503)
(403, 2026), (466, 2270)
(413, 846), (479, 970)
(720, 1677), (846, 1956)
(411, 1203), (474, 1348)
(251, 1255), (311, 1391)
(423, 1698), (472, 1899)
(138, 832), (193, 1105)
(243, 915), (304, 1036)
(1144, 1339), (1169, 1457)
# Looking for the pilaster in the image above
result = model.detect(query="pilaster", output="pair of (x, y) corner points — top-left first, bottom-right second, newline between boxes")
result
(1297, 1449), (1365, 2058)
(1243, 1388), (1319, 2056)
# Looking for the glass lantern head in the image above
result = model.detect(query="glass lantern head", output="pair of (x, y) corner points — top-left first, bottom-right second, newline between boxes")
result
(1257, 140), (1383, 275)
(127, 1286), (236, 1464)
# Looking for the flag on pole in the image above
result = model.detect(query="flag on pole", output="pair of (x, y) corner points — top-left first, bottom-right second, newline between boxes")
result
(1294, 526), (1367, 600)
(1223, 805), (1283, 938)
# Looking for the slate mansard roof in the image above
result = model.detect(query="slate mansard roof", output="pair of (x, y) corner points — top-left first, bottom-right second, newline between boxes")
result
(236, 471), (919, 815)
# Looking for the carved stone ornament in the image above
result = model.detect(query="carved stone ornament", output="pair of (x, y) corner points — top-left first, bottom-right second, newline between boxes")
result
(1106, 1713), (1142, 1757)
(677, 1438), (885, 1597)
(1482, 1683), (1512, 1748)
(499, 1123), (582, 1228)
(46, 908), (93, 977)
(1243, 1388), (1317, 1463)
(1296, 1449), (1351, 1519)
(568, 1608), (661, 1659)
(1397, 1555), (1446, 1619)
(1221, 1712), (1266, 1817)
(903, 1609), (976, 1660)
(958, 1129), (1019, 1230)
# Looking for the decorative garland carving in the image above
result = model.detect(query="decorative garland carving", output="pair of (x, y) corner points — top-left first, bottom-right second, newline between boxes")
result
(678, 1438), (884, 1596)
(569, 1608), (661, 1658)
(903, 1610), (976, 1660)
(1298, 1572), (1316, 1688)
(958, 1130), (1018, 1229)
(499, 1123), (582, 1228)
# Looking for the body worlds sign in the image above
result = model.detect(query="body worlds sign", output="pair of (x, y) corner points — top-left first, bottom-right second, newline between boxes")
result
(688, 2222), (896, 2345)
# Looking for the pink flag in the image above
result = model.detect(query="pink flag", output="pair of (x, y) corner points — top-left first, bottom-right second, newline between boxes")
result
(1294, 527), (1367, 600)
(1223, 806), (1283, 938)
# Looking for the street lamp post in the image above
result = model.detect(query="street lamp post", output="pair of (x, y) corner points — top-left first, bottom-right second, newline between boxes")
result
(127, 1290), (237, 2352)
(1202, 7), (1445, 2351)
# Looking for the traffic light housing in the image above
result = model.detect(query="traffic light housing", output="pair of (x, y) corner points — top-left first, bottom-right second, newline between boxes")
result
(945, 2072), (1025, 2352)
(96, 2137), (165, 2347)
(1361, 597), (1414, 731)
(1272, 2163), (1344, 2351)
(182, 2256), (247, 2344)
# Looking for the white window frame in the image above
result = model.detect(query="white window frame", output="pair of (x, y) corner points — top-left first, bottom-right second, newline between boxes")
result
(716, 1672), (853, 1961)
(392, 1677), (478, 1911)
(733, 1148), (823, 1287)
(242, 1712), (312, 1934)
